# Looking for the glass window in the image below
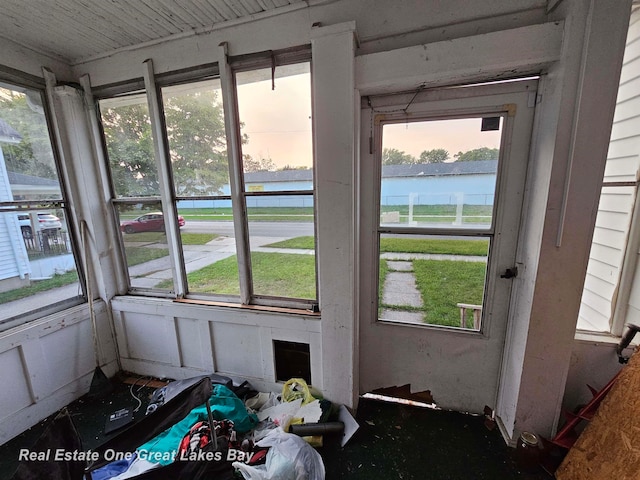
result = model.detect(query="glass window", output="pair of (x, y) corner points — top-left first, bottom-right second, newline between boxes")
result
(115, 202), (173, 292)
(236, 62), (317, 304)
(163, 79), (230, 196)
(100, 93), (158, 198)
(0, 81), (80, 329)
(378, 116), (502, 329)
(99, 56), (317, 309)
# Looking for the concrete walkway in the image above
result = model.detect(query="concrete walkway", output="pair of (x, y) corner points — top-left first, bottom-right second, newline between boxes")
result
(380, 260), (425, 324)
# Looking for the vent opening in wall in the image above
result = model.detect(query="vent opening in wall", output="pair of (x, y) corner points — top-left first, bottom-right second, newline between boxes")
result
(274, 340), (311, 384)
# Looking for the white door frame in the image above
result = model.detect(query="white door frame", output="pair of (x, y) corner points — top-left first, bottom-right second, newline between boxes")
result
(358, 79), (538, 413)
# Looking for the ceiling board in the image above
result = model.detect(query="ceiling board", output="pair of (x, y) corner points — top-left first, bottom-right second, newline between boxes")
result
(0, 0), (310, 64)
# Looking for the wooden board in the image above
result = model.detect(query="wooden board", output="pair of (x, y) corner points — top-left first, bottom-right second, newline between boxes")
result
(556, 349), (640, 479)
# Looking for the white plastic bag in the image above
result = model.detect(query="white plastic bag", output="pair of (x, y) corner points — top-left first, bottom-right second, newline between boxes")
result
(233, 427), (325, 480)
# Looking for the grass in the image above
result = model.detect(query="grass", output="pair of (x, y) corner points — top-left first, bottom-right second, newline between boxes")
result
(173, 205), (492, 223)
(266, 236), (489, 256)
(382, 204), (492, 224)
(177, 207), (314, 222)
(408, 259), (486, 327)
(122, 232), (218, 267)
(124, 246), (169, 266)
(0, 271), (79, 304)
(121, 232), (217, 245)
(413, 259), (486, 327)
(160, 252), (316, 299)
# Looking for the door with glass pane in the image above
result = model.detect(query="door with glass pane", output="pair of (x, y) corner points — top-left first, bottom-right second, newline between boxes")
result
(359, 80), (537, 413)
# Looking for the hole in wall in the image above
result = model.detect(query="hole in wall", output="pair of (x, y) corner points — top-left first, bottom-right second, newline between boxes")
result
(273, 340), (311, 384)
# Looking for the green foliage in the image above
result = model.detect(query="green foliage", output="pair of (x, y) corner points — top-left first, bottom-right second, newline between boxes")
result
(164, 90), (229, 195)
(101, 100), (158, 196)
(454, 147), (499, 162)
(100, 89), (231, 197)
(419, 148), (449, 163)
(0, 88), (57, 180)
(244, 156), (276, 172)
(382, 148), (416, 165)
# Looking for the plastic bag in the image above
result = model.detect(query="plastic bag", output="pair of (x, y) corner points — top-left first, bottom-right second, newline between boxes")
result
(282, 378), (316, 405)
(233, 427), (325, 480)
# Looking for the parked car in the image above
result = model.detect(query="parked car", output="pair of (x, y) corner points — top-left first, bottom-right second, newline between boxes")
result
(120, 212), (186, 234)
(18, 212), (62, 238)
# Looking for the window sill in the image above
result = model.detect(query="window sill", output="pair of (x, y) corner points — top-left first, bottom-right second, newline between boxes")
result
(574, 330), (622, 346)
(174, 298), (321, 317)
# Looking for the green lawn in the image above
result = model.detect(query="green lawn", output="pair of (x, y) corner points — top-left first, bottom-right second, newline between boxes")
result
(380, 204), (492, 224)
(266, 236), (489, 256)
(412, 259), (486, 327)
(0, 270), (79, 304)
(161, 252), (316, 299)
(122, 232), (218, 267)
(121, 232), (217, 245)
(173, 205), (491, 223)
(378, 258), (486, 328)
(124, 246), (169, 266)
(177, 207), (314, 222)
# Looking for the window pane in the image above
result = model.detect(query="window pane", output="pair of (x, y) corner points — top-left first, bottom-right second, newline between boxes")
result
(161, 80), (230, 196)
(176, 199), (240, 297)
(0, 84), (61, 200)
(236, 63), (313, 185)
(380, 117), (502, 230)
(0, 210), (79, 323)
(247, 195), (316, 300)
(116, 203), (172, 291)
(378, 234), (489, 329)
(100, 94), (159, 198)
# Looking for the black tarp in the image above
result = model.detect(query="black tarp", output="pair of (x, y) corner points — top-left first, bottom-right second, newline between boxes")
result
(12, 377), (235, 480)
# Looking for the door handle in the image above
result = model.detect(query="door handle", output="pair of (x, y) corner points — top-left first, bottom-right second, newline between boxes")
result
(501, 267), (518, 279)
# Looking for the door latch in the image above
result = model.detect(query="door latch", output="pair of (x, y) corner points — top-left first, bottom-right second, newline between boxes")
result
(501, 267), (518, 279)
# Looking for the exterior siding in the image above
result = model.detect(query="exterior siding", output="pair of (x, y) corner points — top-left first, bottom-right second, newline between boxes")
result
(0, 147), (30, 284)
(577, 9), (640, 331)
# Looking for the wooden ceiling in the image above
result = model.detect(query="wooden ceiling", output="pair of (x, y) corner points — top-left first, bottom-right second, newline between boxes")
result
(1, 0), (322, 64)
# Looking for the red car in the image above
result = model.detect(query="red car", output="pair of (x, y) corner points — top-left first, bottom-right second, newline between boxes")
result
(120, 212), (185, 234)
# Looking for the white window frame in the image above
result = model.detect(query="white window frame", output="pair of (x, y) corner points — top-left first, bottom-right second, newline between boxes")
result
(0, 76), (84, 332)
(97, 47), (318, 311)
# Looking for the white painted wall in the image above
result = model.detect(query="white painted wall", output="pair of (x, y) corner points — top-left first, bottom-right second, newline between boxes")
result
(110, 297), (322, 395)
(0, 302), (117, 444)
(0, 37), (72, 83)
(496, 0), (632, 442)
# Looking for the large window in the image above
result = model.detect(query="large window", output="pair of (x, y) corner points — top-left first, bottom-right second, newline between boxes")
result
(377, 116), (502, 329)
(0, 80), (81, 330)
(100, 53), (317, 310)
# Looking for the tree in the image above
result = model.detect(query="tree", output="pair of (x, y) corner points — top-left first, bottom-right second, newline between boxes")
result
(101, 102), (158, 197)
(419, 148), (449, 163)
(382, 148), (416, 165)
(101, 89), (232, 197)
(244, 155), (276, 172)
(454, 147), (499, 162)
(0, 88), (57, 180)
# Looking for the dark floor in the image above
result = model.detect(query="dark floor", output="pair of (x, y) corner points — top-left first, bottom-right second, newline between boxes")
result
(0, 379), (556, 480)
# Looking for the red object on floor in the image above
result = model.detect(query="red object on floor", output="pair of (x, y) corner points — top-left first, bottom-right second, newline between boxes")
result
(550, 370), (621, 449)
